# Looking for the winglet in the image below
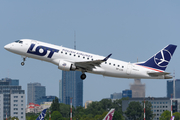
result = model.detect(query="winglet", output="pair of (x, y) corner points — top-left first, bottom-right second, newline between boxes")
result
(103, 54), (112, 61)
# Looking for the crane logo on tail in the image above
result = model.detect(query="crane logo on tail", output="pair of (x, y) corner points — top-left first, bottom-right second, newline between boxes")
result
(154, 49), (171, 68)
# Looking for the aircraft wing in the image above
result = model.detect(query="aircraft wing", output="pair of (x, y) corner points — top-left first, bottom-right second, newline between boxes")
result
(75, 54), (112, 70)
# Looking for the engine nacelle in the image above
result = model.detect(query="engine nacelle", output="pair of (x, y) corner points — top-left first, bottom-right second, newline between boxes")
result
(58, 60), (76, 71)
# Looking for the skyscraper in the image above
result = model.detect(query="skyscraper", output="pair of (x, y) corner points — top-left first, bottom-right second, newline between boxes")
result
(61, 71), (83, 107)
(167, 80), (173, 98)
(0, 78), (25, 120)
(167, 79), (180, 98)
(59, 80), (62, 103)
(130, 79), (145, 98)
(27, 82), (46, 104)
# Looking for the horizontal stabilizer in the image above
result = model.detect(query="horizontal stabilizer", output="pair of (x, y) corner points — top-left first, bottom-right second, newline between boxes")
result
(147, 72), (172, 79)
(147, 72), (170, 76)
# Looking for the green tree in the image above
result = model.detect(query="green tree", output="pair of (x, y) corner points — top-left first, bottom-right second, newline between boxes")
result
(113, 111), (124, 120)
(51, 111), (63, 120)
(51, 97), (60, 112)
(7, 116), (19, 120)
(26, 113), (38, 120)
(73, 106), (85, 118)
(94, 114), (102, 120)
(173, 112), (180, 120)
(59, 103), (71, 118)
(125, 101), (143, 120)
(142, 101), (154, 120)
(159, 110), (171, 120)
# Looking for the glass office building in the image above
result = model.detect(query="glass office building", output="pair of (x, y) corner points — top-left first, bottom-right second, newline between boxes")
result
(61, 71), (83, 107)
(36, 96), (60, 105)
(27, 83), (46, 104)
(167, 79), (180, 98)
(122, 89), (132, 98)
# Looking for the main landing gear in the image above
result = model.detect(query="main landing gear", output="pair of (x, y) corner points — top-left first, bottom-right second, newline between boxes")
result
(21, 57), (26, 66)
(80, 73), (86, 80)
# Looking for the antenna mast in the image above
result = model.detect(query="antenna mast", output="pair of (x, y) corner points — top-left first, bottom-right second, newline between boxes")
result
(74, 31), (76, 50)
(173, 70), (175, 98)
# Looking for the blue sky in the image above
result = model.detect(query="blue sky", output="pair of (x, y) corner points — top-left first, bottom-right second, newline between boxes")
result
(1, 1), (180, 105)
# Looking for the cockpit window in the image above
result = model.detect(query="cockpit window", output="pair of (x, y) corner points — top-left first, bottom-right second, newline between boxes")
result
(15, 40), (23, 44)
(19, 41), (23, 44)
(15, 40), (20, 43)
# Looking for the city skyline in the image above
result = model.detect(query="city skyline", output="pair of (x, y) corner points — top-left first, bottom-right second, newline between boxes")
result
(1, 1), (180, 105)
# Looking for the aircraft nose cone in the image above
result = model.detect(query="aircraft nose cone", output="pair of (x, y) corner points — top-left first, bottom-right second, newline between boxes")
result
(4, 44), (11, 50)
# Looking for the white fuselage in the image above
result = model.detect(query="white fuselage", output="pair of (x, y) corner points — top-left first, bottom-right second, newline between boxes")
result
(4, 39), (167, 79)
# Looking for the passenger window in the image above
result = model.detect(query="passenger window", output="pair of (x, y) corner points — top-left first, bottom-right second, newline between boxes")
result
(61, 51), (63, 53)
(105, 62), (107, 64)
(113, 64), (115, 66)
(87, 58), (89, 60)
(118, 65), (120, 67)
(74, 54), (76, 56)
(83, 57), (85, 59)
(109, 63), (111, 65)
(122, 66), (124, 68)
(69, 53), (71, 55)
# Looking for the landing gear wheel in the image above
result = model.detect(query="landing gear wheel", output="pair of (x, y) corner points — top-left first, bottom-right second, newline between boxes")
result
(21, 62), (25, 66)
(81, 74), (86, 80)
(21, 56), (26, 66)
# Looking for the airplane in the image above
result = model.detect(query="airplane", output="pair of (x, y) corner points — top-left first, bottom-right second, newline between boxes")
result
(103, 108), (115, 120)
(36, 109), (47, 120)
(4, 39), (177, 80)
(170, 116), (175, 120)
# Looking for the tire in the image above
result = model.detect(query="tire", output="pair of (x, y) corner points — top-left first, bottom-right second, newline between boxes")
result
(80, 74), (86, 80)
(21, 62), (25, 66)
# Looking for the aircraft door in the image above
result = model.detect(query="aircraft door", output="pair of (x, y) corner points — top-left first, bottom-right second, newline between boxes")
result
(126, 63), (132, 75)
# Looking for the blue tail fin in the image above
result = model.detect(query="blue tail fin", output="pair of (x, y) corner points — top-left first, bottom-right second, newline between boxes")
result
(137, 44), (177, 71)
(36, 109), (47, 120)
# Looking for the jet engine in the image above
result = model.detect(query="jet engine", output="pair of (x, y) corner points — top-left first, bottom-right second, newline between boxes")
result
(58, 60), (76, 71)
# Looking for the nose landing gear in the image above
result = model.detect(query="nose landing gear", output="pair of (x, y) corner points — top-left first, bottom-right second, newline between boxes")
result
(21, 57), (26, 66)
